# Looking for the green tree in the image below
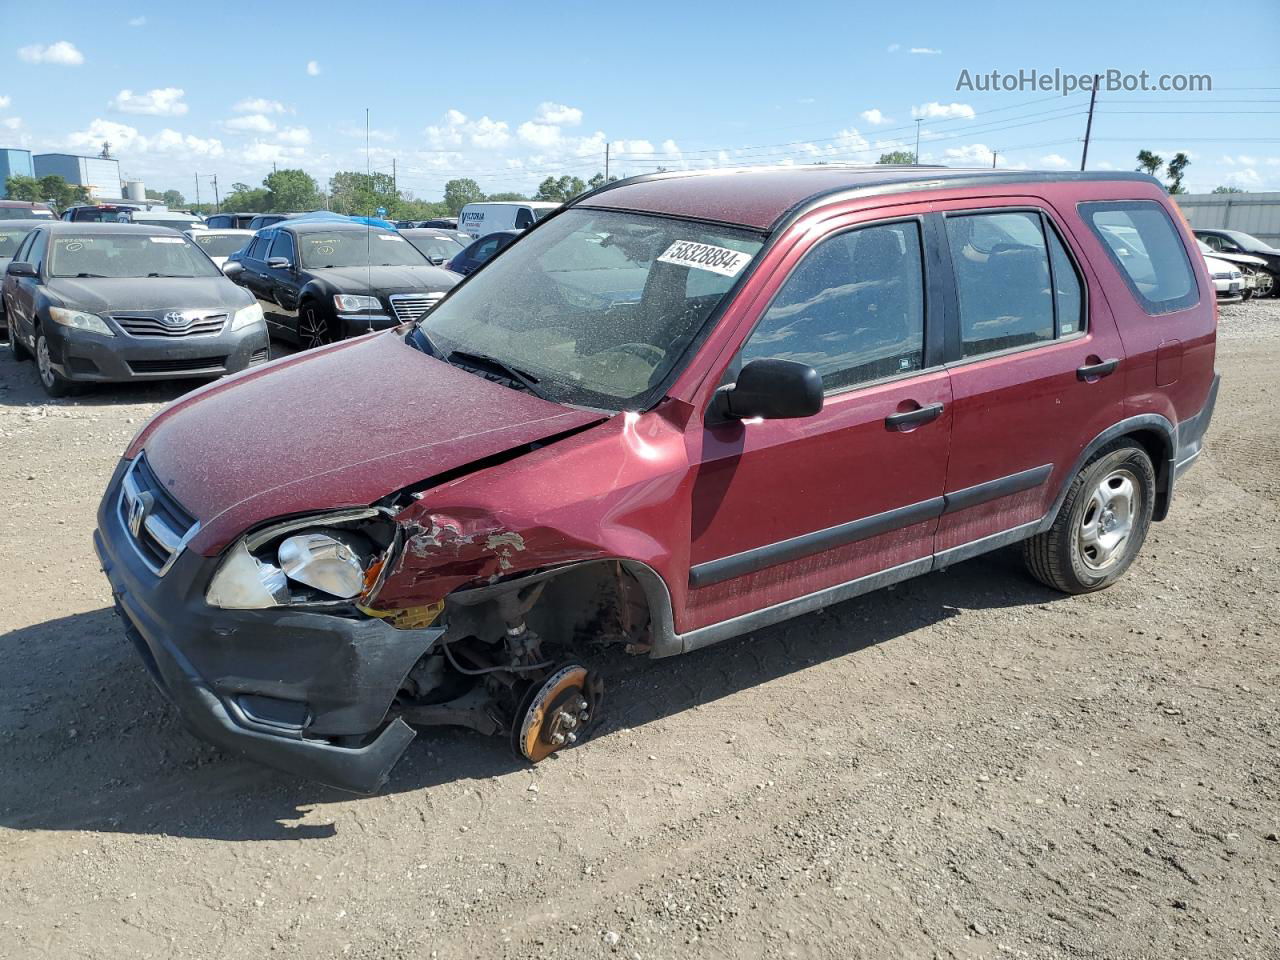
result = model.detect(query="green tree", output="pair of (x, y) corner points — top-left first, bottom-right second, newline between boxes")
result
(6, 174), (90, 209)
(4, 175), (42, 201)
(265, 168), (320, 212)
(534, 175), (587, 203)
(161, 189), (185, 207)
(1136, 150), (1164, 177)
(442, 178), (485, 216)
(328, 171), (399, 216)
(1165, 152), (1190, 195)
(219, 181), (270, 212)
(877, 150), (916, 164)
(486, 191), (529, 202)
(1211, 185), (1245, 194)
(586, 171), (618, 191)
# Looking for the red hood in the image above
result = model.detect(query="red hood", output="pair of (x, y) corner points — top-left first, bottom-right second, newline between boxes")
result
(130, 331), (604, 554)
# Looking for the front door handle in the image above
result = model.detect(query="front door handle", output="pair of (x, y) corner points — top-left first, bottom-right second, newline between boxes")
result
(1077, 357), (1120, 381)
(885, 402), (944, 430)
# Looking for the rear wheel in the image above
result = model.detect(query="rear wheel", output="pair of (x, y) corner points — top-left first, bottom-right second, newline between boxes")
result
(297, 301), (337, 350)
(1024, 442), (1155, 594)
(35, 330), (79, 398)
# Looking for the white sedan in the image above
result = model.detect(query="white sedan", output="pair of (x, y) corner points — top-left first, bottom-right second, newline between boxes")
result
(1203, 251), (1244, 302)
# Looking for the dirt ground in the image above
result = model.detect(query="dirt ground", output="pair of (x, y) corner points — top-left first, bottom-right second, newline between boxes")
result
(1, 301), (1277, 960)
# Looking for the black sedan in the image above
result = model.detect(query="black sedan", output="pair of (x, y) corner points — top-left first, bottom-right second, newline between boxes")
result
(1194, 228), (1280, 297)
(230, 220), (461, 349)
(2, 223), (269, 397)
(447, 229), (522, 276)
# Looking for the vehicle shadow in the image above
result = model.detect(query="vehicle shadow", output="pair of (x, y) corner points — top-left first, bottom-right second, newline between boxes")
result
(0, 548), (1066, 842)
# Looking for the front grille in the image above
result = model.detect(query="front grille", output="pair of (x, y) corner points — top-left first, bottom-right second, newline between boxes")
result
(117, 455), (199, 576)
(115, 313), (228, 338)
(249, 348), (270, 364)
(128, 356), (228, 374)
(389, 293), (444, 323)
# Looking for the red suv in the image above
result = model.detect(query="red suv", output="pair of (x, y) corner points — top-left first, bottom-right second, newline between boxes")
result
(95, 166), (1219, 792)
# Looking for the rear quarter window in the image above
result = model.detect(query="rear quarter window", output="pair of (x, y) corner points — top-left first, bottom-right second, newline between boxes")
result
(1080, 200), (1199, 315)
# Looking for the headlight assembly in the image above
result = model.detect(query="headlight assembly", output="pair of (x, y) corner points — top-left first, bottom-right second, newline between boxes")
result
(230, 302), (265, 331)
(278, 532), (366, 598)
(49, 306), (115, 336)
(333, 294), (382, 313)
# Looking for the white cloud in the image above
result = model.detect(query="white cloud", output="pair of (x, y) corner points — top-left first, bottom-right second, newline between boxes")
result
(2, 117), (22, 130)
(233, 97), (287, 115)
(17, 41), (84, 65)
(469, 116), (510, 148)
(534, 102), (583, 126)
(425, 109), (509, 150)
(128, 16), (146, 26)
(276, 126), (311, 146)
(887, 43), (901, 53)
(305, 60), (320, 76)
(109, 87), (188, 116)
(66, 118), (223, 158)
(944, 143), (996, 166)
(224, 113), (276, 133)
(518, 121), (561, 148)
(1039, 153), (1071, 169)
(912, 101), (975, 120)
(0, 95), (9, 109)
(1224, 168), (1262, 187)
(860, 108), (890, 126)
(910, 47), (941, 55)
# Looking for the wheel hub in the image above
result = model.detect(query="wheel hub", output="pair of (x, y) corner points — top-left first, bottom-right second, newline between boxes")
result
(512, 664), (601, 763)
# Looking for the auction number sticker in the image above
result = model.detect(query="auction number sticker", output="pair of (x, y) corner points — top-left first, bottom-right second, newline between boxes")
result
(149, 236), (185, 244)
(657, 240), (752, 277)
(377, 234), (405, 241)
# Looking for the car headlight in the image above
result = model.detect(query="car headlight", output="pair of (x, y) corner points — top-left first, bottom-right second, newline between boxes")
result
(206, 511), (391, 610)
(49, 306), (114, 336)
(333, 294), (382, 312)
(230, 302), (264, 331)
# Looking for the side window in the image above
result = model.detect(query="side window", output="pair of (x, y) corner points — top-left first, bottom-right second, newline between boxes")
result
(514, 208), (534, 229)
(473, 236), (500, 261)
(1081, 200), (1197, 314)
(1199, 234), (1222, 251)
(269, 230), (296, 264)
(945, 211), (1054, 357)
(27, 231), (49, 272)
(1047, 226), (1083, 336)
(741, 220), (926, 392)
(12, 231), (37, 264)
(247, 234), (270, 261)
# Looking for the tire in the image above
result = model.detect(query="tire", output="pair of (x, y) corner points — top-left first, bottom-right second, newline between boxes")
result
(34, 330), (79, 398)
(297, 301), (337, 350)
(1023, 441), (1155, 594)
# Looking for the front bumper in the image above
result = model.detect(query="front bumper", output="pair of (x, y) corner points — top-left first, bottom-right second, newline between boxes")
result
(334, 313), (400, 338)
(94, 458), (443, 793)
(46, 322), (269, 383)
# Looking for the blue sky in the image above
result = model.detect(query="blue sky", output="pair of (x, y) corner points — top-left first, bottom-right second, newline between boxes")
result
(1, 0), (1277, 201)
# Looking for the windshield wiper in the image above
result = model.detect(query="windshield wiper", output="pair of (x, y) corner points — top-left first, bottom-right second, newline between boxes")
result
(447, 349), (554, 402)
(70, 272), (107, 278)
(146, 272), (193, 278)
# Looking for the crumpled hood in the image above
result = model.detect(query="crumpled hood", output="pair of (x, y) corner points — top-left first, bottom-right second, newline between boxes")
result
(310, 264), (459, 295)
(47, 276), (252, 315)
(130, 331), (605, 555)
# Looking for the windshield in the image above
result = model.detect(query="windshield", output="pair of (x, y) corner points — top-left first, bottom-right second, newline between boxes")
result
(48, 233), (223, 278)
(533, 207), (557, 221)
(0, 224), (36, 257)
(132, 218), (198, 230)
(299, 230), (431, 268)
(0, 208), (50, 221)
(1223, 230), (1277, 254)
(420, 208), (764, 409)
(403, 233), (464, 261)
(191, 233), (249, 258)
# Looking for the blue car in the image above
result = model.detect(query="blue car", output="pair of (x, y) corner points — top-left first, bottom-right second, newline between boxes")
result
(447, 229), (522, 276)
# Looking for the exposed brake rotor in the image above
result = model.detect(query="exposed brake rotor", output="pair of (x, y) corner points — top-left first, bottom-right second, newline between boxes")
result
(512, 663), (602, 763)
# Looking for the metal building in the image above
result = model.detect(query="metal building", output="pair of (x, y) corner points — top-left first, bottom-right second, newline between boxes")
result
(1175, 193), (1280, 248)
(0, 147), (36, 197)
(32, 153), (122, 199)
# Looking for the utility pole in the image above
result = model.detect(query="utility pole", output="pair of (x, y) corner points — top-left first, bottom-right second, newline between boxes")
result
(914, 120), (922, 164)
(209, 174), (220, 213)
(392, 157), (397, 194)
(605, 142), (610, 181)
(194, 172), (200, 209)
(1080, 74), (1101, 171)
(992, 151), (998, 168)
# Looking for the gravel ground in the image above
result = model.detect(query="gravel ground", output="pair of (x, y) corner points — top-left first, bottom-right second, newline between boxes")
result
(1, 301), (1277, 960)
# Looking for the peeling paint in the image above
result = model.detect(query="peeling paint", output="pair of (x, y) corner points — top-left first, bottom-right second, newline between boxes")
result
(485, 531), (527, 570)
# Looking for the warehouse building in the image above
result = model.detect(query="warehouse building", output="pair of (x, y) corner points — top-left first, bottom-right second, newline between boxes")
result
(0, 147), (36, 197)
(32, 153), (122, 200)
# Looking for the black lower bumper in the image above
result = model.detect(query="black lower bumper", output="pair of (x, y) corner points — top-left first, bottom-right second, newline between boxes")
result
(1175, 372), (1220, 478)
(48, 323), (269, 383)
(94, 459), (443, 793)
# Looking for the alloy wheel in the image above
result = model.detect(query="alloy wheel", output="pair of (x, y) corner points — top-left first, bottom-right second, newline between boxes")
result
(36, 336), (55, 388)
(1077, 468), (1140, 571)
(298, 307), (329, 350)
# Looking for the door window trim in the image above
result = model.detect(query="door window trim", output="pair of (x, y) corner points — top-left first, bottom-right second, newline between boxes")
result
(1078, 198), (1201, 316)
(729, 213), (944, 400)
(934, 204), (1090, 370)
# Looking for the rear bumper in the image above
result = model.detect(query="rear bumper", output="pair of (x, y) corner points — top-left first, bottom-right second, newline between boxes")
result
(94, 458), (442, 793)
(46, 323), (269, 382)
(1175, 372), (1220, 478)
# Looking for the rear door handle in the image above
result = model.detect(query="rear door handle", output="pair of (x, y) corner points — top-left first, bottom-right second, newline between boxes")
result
(1077, 358), (1120, 381)
(885, 402), (944, 430)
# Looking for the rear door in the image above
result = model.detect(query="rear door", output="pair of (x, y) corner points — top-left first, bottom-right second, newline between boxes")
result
(932, 199), (1127, 561)
(685, 211), (953, 631)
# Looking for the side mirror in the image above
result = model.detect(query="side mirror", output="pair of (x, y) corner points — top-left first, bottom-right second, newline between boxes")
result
(266, 257), (292, 270)
(712, 358), (824, 422)
(6, 261), (36, 278)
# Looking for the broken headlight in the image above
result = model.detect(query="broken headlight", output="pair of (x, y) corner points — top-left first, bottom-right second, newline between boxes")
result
(206, 510), (395, 610)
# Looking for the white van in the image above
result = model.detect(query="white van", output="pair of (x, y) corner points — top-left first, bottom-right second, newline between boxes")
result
(458, 201), (560, 240)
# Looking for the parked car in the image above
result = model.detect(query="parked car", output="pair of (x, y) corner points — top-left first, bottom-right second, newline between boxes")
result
(0, 199), (54, 220)
(0, 220), (40, 340)
(1201, 252), (1244, 302)
(1194, 235), (1273, 299)
(419, 217), (459, 230)
(186, 228), (254, 272)
(3, 222), (268, 397)
(129, 211), (204, 232)
(446, 228), (520, 275)
(399, 227), (467, 265)
(458, 201), (558, 240)
(61, 203), (144, 222)
(230, 219), (460, 348)
(247, 212), (305, 231)
(1193, 228), (1280, 297)
(204, 213), (259, 230)
(93, 166), (1219, 793)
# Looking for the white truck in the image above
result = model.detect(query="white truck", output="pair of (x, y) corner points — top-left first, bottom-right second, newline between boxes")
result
(458, 201), (559, 240)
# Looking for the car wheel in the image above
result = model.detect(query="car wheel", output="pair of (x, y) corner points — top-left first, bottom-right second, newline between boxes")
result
(34, 330), (78, 398)
(297, 301), (336, 350)
(1023, 441), (1155, 594)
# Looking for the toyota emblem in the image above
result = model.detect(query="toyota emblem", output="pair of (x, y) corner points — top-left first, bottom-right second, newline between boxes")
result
(162, 311), (186, 326)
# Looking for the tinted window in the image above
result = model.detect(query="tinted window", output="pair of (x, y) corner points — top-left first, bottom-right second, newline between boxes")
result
(470, 236), (501, 263)
(742, 220), (926, 391)
(192, 233), (249, 258)
(0, 223), (37, 258)
(205, 215), (231, 229)
(1082, 201), (1197, 314)
(11, 230), (37, 263)
(28, 231), (49, 271)
(514, 209), (534, 229)
(1048, 225), (1084, 336)
(269, 230), (296, 264)
(246, 235), (270, 260)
